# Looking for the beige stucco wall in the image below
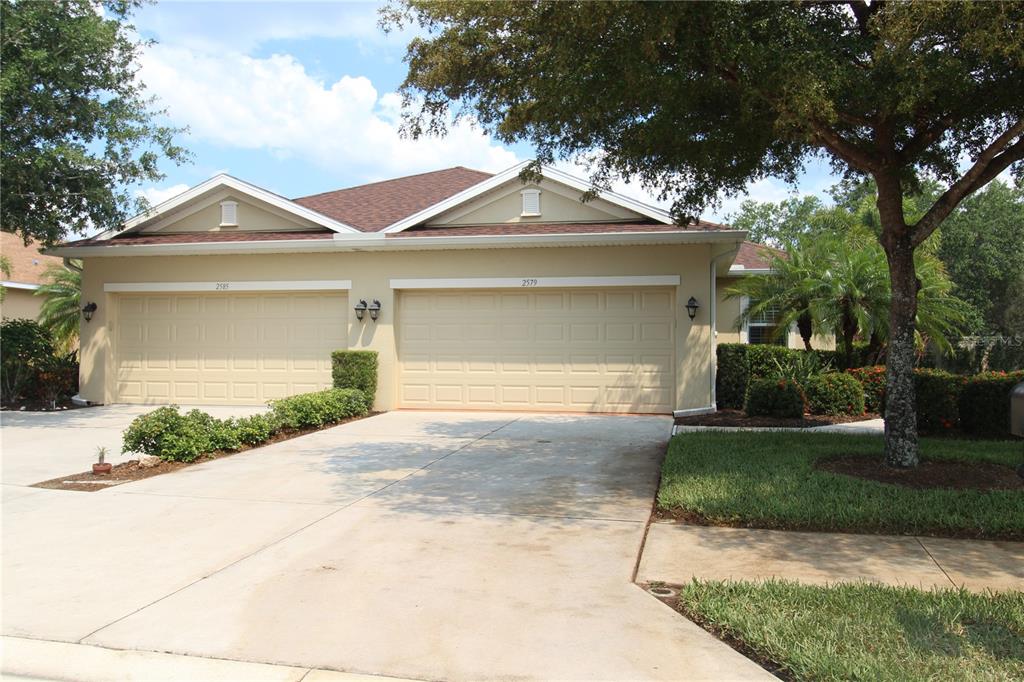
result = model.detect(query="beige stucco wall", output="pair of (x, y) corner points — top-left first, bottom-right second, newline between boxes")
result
(78, 243), (716, 413)
(0, 287), (42, 320)
(141, 194), (318, 233)
(430, 179), (642, 226)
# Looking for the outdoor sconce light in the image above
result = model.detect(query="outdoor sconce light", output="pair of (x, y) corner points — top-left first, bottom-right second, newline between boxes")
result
(354, 299), (368, 321)
(81, 302), (98, 322)
(367, 299), (382, 322)
(685, 296), (700, 321)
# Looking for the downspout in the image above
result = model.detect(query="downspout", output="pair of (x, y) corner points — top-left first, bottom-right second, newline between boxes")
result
(708, 249), (736, 411)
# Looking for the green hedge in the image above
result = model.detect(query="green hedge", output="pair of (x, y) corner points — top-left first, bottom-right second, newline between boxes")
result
(846, 365), (887, 413)
(914, 369), (965, 434)
(332, 350), (378, 405)
(804, 372), (865, 416)
(123, 388), (369, 462)
(269, 387), (367, 430)
(959, 371), (1024, 438)
(744, 378), (805, 418)
(716, 344), (749, 409)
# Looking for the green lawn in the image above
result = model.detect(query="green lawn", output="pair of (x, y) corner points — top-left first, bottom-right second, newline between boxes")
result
(677, 580), (1024, 682)
(658, 432), (1024, 539)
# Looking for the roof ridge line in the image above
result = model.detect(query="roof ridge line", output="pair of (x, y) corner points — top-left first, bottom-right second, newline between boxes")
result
(292, 166), (492, 201)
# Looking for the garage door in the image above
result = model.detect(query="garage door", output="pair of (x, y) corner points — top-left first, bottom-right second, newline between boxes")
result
(397, 288), (675, 413)
(114, 292), (346, 404)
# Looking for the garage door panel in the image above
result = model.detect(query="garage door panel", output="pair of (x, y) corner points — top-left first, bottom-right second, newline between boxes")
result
(114, 292), (346, 405)
(397, 288), (674, 414)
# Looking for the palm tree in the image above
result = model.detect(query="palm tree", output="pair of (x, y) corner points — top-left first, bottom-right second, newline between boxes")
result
(35, 264), (81, 352)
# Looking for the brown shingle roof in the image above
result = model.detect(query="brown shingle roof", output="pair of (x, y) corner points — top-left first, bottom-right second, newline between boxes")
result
(292, 166), (493, 232)
(733, 241), (783, 270)
(1, 231), (64, 286)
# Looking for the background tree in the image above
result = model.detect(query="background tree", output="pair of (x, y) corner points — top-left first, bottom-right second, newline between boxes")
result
(36, 264), (81, 353)
(386, 1), (1024, 467)
(1, 0), (188, 245)
(728, 195), (825, 247)
(0, 255), (10, 303)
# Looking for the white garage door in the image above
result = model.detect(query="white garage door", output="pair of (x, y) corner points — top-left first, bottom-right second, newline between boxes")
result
(397, 288), (675, 413)
(114, 292), (347, 404)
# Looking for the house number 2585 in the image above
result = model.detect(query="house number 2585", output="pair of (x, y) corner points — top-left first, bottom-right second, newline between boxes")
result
(521, 278), (538, 287)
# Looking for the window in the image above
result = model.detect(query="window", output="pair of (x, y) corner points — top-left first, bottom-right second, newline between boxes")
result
(219, 200), (238, 227)
(520, 189), (541, 216)
(746, 301), (786, 346)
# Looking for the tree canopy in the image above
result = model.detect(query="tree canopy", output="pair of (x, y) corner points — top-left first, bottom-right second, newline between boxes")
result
(386, 0), (1024, 467)
(1, 0), (188, 245)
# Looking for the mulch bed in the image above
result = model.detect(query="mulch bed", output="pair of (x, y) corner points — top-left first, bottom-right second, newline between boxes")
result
(674, 409), (878, 429)
(31, 411), (381, 492)
(818, 455), (1024, 491)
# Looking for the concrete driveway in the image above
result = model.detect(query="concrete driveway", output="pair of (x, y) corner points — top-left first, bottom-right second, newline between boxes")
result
(2, 411), (769, 681)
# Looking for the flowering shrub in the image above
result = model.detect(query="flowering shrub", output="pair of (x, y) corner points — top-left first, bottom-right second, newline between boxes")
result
(959, 370), (1024, 438)
(804, 373), (865, 416)
(846, 365), (887, 413)
(744, 378), (806, 418)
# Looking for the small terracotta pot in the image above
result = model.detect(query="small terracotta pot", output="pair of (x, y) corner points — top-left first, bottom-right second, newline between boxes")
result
(92, 462), (112, 475)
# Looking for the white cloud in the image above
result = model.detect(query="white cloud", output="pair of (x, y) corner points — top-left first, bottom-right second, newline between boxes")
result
(136, 183), (190, 207)
(138, 45), (520, 184)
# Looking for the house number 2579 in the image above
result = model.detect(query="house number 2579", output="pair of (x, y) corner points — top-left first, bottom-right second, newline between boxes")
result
(521, 278), (538, 287)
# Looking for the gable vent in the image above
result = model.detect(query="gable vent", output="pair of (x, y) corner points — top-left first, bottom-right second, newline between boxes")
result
(520, 189), (541, 217)
(220, 200), (238, 227)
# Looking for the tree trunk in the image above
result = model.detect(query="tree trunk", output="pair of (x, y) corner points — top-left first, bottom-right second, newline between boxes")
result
(841, 304), (857, 369)
(798, 311), (813, 350)
(881, 234), (920, 468)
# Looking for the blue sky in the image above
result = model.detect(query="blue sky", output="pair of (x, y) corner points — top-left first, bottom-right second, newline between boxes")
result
(130, 1), (842, 221)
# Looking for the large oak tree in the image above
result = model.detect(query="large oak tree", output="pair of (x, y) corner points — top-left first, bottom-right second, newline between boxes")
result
(384, 0), (1024, 467)
(1, 0), (187, 245)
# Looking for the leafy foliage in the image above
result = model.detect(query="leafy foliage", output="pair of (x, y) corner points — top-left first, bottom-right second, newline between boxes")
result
(32, 351), (79, 407)
(331, 350), (379, 406)
(959, 371), (1024, 439)
(1, 0), (188, 244)
(268, 388), (368, 431)
(715, 344), (749, 410)
(846, 365), (887, 414)
(913, 369), (964, 435)
(35, 264), (81, 353)
(803, 372), (865, 416)
(744, 378), (805, 419)
(0, 318), (56, 403)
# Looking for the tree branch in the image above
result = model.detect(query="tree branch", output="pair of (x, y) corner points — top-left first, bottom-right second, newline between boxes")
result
(897, 116), (954, 164)
(911, 120), (1024, 246)
(811, 125), (880, 172)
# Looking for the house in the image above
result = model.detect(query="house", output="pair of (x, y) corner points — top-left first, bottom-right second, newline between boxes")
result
(1, 231), (64, 321)
(50, 162), (753, 415)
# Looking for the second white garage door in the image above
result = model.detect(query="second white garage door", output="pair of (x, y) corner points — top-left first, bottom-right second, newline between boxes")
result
(114, 292), (346, 404)
(397, 288), (675, 413)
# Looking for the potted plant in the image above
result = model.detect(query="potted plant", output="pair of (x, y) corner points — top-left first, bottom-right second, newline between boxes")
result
(92, 446), (112, 475)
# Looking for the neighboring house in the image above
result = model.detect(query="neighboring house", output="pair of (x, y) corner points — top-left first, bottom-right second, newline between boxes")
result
(50, 162), (752, 414)
(715, 241), (835, 350)
(1, 231), (63, 321)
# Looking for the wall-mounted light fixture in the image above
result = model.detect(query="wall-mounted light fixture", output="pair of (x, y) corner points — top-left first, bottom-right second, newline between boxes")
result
(368, 299), (382, 322)
(353, 299), (368, 321)
(685, 296), (700, 321)
(81, 302), (98, 322)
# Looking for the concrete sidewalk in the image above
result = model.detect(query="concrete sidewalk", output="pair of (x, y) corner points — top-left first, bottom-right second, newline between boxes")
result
(638, 522), (1024, 592)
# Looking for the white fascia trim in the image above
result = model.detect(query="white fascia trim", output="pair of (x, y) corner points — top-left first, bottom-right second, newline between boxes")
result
(96, 174), (360, 240)
(390, 275), (680, 290)
(728, 266), (773, 276)
(104, 280), (351, 293)
(1, 281), (41, 291)
(48, 229), (747, 258)
(382, 161), (674, 233)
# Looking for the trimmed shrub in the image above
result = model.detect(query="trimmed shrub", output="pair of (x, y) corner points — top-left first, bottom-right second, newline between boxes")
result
(233, 414), (276, 445)
(716, 344), (749, 409)
(269, 387), (368, 431)
(332, 350), (379, 405)
(846, 365), (887, 413)
(959, 370), (1024, 438)
(32, 351), (80, 406)
(747, 345), (797, 380)
(122, 406), (216, 462)
(744, 378), (806, 418)
(804, 372), (865, 416)
(913, 369), (964, 434)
